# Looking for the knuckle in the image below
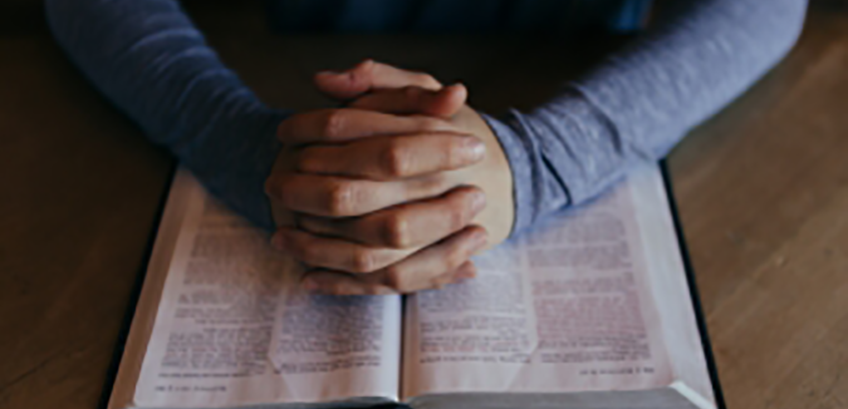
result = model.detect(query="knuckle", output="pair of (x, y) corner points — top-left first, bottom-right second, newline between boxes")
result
(383, 265), (406, 291)
(349, 60), (375, 88)
(383, 213), (411, 248)
(380, 142), (410, 177)
(350, 249), (377, 273)
(325, 180), (356, 216)
(414, 73), (441, 89)
(322, 110), (347, 139)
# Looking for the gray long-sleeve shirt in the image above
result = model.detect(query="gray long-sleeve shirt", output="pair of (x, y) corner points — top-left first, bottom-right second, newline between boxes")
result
(44, 0), (808, 236)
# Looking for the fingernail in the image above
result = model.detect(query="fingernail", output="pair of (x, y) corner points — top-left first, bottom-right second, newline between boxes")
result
(463, 137), (486, 161)
(470, 190), (487, 213)
(271, 233), (287, 251)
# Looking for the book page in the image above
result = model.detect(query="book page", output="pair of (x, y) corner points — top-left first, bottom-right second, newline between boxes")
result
(131, 170), (401, 408)
(109, 170), (194, 409)
(628, 168), (715, 406)
(402, 165), (685, 398)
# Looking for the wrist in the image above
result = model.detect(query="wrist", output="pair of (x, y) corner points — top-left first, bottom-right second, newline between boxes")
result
(479, 111), (533, 238)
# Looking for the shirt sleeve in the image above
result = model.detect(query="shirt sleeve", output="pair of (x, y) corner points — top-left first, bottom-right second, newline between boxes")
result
(45, 0), (291, 231)
(485, 0), (808, 236)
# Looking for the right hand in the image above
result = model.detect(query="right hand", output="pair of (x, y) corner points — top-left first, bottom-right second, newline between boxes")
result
(265, 81), (490, 293)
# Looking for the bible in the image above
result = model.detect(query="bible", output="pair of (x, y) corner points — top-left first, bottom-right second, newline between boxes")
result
(105, 163), (725, 409)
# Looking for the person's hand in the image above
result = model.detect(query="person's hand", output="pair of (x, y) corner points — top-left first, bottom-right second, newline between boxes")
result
(325, 66), (515, 250)
(277, 61), (515, 295)
(265, 76), (495, 294)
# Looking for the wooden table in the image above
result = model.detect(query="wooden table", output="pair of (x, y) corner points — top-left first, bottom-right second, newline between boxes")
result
(2, 3), (847, 408)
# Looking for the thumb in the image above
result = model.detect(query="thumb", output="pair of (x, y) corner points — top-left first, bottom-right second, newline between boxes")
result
(314, 59), (443, 100)
(348, 84), (467, 118)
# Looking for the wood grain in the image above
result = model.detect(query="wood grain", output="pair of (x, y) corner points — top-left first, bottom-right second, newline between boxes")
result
(1, 3), (847, 408)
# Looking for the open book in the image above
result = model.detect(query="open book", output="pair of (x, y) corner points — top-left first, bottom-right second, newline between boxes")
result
(107, 164), (723, 409)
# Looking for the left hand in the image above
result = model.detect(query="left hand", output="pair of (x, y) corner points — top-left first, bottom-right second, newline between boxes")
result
(281, 61), (515, 294)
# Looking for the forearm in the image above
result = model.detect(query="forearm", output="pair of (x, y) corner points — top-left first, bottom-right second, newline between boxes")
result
(491, 0), (808, 235)
(45, 0), (289, 230)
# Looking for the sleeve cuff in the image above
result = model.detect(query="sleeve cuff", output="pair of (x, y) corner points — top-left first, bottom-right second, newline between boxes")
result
(181, 108), (292, 233)
(480, 111), (538, 237)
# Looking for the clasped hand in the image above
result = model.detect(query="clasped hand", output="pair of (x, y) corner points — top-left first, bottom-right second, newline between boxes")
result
(265, 61), (514, 295)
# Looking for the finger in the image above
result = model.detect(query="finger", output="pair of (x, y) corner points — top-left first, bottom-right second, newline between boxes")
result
(300, 271), (398, 296)
(298, 186), (486, 249)
(265, 172), (456, 217)
(296, 133), (485, 180)
(348, 84), (467, 118)
(374, 225), (487, 293)
(277, 108), (458, 145)
(304, 226), (487, 294)
(429, 260), (478, 288)
(272, 227), (417, 274)
(314, 59), (443, 100)
(302, 259), (477, 295)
